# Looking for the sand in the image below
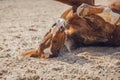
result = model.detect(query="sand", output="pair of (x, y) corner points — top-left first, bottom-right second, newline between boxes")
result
(0, 0), (120, 80)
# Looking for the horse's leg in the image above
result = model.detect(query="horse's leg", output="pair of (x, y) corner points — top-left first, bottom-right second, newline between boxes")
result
(77, 3), (120, 25)
(77, 3), (104, 17)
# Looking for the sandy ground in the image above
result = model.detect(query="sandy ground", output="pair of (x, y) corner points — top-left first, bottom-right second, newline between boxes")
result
(0, 0), (120, 80)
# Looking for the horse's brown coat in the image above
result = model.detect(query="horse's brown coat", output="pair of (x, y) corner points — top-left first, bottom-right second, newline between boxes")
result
(21, 0), (120, 58)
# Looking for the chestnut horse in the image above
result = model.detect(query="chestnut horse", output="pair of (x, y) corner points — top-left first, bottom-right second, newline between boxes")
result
(21, 0), (120, 58)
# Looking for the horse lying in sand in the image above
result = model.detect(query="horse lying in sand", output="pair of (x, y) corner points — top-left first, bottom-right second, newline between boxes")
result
(21, 0), (120, 58)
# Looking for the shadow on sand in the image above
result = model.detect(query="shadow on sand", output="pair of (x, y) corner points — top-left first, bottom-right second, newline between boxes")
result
(52, 46), (120, 65)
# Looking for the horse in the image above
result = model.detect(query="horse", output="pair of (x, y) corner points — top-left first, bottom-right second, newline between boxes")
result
(21, 0), (120, 58)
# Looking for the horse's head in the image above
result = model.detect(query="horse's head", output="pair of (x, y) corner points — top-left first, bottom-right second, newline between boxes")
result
(38, 18), (67, 58)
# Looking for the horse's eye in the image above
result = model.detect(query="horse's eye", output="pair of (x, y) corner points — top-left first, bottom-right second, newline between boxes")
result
(52, 23), (56, 27)
(59, 26), (65, 32)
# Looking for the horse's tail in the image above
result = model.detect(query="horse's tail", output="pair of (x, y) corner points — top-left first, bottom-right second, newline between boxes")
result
(20, 50), (39, 57)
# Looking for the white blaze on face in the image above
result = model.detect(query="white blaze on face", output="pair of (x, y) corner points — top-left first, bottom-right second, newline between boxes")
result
(43, 18), (67, 55)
